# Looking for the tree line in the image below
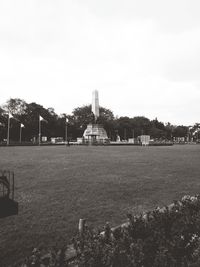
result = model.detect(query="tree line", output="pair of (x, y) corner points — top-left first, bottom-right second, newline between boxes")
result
(0, 98), (198, 143)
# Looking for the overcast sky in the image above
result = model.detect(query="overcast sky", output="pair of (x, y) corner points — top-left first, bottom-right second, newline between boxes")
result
(0, 0), (200, 125)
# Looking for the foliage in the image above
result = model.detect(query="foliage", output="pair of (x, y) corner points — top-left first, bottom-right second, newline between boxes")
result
(173, 126), (188, 138)
(20, 247), (67, 267)
(20, 195), (200, 267)
(0, 97), (199, 142)
(72, 105), (94, 128)
(1, 144), (200, 265)
(4, 98), (28, 116)
(71, 105), (115, 139)
(72, 195), (200, 267)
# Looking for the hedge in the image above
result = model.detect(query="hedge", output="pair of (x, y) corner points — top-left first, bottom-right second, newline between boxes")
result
(20, 195), (200, 267)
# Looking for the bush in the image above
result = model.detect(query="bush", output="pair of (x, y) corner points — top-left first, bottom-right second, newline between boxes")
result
(20, 195), (200, 267)
(19, 247), (66, 267)
(73, 195), (200, 267)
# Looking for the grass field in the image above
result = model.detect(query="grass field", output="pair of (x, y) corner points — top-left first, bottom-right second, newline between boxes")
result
(1, 144), (200, 266)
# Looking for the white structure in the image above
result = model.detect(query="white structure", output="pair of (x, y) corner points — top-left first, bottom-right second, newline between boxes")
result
(51, 137), (64, 144)
(140, 135), (150, 146)
(92, 90), (100, 121)
(83, 124), (108, 143)
(80, 90), (109, 144)
(116, 135), (121, 142)
(41, 136), (47, 142)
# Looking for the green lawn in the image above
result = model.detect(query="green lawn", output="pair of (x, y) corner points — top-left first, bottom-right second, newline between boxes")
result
(1, 145), (200, 266)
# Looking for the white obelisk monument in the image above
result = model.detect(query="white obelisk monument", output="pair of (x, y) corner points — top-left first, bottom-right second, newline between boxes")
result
(92, 90), (100, 122)
(83, 90), (108, 144)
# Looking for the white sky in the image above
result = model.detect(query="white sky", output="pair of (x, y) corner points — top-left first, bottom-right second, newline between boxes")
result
(0, 0), (200, 125)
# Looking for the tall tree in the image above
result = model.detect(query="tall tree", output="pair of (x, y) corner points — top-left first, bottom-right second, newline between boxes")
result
(131, 116), (151, 136)
(116, 117), (133, 140)
(23, 102), (59, 140)
(149, 118), (167, 139)
(70, 105), (115, 139)
(173, 126), (188, 138)
(4, 98), (28, 116)
(0, 107), (7, 141)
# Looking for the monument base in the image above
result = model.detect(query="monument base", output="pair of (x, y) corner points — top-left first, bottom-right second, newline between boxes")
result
(82, 124), (109, 145)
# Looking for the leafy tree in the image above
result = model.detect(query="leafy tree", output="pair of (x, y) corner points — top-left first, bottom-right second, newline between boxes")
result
(116, 117), (133, 140)
(70, 105), (115, 139)
(72, 105), (114, 126)
(23, 102), (60, 141)
(173, 126), (188, 138)
(149, 127), (166, 139)
(98, 107), (115, 139)
(165, 122), (174, 140)
(149, 118), (167, 139)
(72, 105), (94, 129)
(151, 118), (165, 131)
(2, 99), (27, 141)
(4, 98), (28, 116)
(0, 107), (7, 141)
(1, 97), (199, 143)
(189, 123), (200, 141)
(131, 116), (151, 136)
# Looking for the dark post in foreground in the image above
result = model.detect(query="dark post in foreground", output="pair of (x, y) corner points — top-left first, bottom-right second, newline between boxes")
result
(0, 170), (18, 218)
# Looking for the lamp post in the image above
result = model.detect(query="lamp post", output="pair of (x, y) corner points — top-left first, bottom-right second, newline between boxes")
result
(132, 129), (134, 138)
(65, 118), (69, 145)
(7, 113), (13, 146)
(19, 124), (22, 143)
(39, 116), (41, 146)
(0, 122), (3, 142)
(197, 128), (200, 143)
(124, 128), (127, 141)
(19, 123), (24, 143)
(7, 116), (10, 146)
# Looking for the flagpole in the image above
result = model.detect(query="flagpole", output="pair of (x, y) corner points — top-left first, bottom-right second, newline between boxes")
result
(65, 118), (68, 145)
(39, 116), (41, 146)
(7, 115), (10, 146)
(65, 123), (68, 144)
(19, 124), (22, 143)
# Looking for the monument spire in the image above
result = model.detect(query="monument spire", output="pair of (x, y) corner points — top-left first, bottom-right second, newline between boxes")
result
(82, 90), (108, 144)
(92, 90), (99, 122)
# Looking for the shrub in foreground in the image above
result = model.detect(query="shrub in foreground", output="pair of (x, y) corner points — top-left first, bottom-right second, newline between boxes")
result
(20, 195), (200, 267)
(73, 195), (200, 267)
